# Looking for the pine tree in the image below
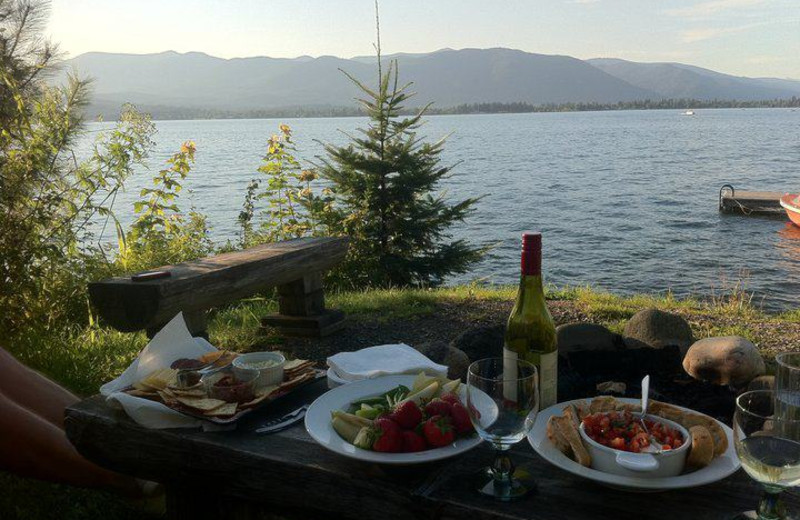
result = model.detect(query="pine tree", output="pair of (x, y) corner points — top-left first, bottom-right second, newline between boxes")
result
(313, 7), (483, 288)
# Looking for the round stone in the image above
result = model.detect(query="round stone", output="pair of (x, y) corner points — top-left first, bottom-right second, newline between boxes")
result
(623, 308), (694, 354)
(415, 341), (471, 381)
(450, 324), (504, 361)
(556, 322), (619, 356)
(682, 336), (765, 386)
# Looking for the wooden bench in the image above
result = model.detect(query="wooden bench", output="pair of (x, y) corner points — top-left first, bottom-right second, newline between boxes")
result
(88, 237), (349, 338)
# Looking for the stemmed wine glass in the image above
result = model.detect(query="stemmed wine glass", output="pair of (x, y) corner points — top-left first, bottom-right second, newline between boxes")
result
(733, 390), (800, 520)
(776, 352), (800, 422)
(466, 357), (538, 501)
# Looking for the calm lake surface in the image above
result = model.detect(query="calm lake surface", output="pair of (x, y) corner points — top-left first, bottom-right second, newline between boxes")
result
(85, 108), (800, 311)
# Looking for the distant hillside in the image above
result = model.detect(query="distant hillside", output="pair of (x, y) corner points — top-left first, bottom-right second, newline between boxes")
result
(588, 58), (800, 101)
(60, 48), (800, 120)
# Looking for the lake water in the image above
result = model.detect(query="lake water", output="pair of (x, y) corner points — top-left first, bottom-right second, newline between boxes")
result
(84, 108), (800, 311)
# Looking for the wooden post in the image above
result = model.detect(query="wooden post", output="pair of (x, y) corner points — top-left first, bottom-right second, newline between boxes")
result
(261, 272), (345, 337)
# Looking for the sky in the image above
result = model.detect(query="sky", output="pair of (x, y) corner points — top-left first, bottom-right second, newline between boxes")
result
(47, 0), (800, 79)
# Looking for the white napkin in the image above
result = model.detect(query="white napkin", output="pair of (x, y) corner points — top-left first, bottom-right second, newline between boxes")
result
(101, 312), (219, 430)
(327, 343), (448, 382)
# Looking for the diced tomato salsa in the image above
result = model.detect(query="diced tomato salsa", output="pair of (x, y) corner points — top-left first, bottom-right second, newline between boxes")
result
(581, 411), (684, 453)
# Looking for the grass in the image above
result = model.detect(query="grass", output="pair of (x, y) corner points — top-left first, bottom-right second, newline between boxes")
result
(3, 284), (799, 518)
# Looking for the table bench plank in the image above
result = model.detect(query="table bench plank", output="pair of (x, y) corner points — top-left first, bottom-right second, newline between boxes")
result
(65, 382), (799, 520)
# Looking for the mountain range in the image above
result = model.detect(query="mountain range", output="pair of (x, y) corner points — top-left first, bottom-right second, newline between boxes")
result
(60, 48), (800, 119)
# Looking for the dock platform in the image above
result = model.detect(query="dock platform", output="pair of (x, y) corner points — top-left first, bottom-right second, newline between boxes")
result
(719, 185), (785, 216)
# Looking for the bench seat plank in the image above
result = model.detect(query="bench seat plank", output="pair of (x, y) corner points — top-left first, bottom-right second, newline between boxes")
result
(88, 237), (348, 333)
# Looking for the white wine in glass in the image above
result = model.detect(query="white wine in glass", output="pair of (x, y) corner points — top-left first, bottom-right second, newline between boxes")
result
(734, 390), (800, 519)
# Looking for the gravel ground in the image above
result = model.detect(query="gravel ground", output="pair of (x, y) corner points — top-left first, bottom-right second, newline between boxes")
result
(271, 299), (800, 364)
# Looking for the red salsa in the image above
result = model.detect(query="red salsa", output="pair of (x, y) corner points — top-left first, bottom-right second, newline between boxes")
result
(581, 411), (684, 453)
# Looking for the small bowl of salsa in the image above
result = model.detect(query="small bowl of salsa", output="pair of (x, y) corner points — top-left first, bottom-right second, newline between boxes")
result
(579, 410), (690, 478)
(202, 368), (259, 403)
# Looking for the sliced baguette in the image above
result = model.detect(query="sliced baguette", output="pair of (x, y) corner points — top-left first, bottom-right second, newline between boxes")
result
(589, 396), (617, 413)
(686, 425), (714, 469)
(547, 416), (571, 455)
(553, 416), (591, 467)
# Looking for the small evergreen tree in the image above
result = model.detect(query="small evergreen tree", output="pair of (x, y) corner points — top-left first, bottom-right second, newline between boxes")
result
(313, 7), (483, 287)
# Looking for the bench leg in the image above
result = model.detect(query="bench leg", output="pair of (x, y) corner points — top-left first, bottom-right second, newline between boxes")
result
(261, 272), (345, 337)
(146, 310), (208, 339)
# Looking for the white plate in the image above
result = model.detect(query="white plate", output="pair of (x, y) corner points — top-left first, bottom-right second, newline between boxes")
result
(528, 397), (741, 491)
(305, 375), (491, 465)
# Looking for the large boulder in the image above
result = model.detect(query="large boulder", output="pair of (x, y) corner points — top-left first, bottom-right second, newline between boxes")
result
(556, 322), (619, 357)
(682, 336), (765, 387)
(415, 341), (471, 381)
(623, 308), (694, 354)
(450, 325), (504, 362)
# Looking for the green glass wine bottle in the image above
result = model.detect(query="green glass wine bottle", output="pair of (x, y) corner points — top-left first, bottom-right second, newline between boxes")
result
(504, 232), (558, 409)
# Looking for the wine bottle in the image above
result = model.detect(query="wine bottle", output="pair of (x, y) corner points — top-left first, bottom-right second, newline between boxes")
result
(504, 232), (558, 409)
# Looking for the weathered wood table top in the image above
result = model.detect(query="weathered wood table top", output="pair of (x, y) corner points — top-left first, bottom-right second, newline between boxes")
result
(65, 380), (799, 520)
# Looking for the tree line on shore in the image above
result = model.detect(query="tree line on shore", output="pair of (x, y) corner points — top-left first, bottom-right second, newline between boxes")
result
(87, 96), (800, 121)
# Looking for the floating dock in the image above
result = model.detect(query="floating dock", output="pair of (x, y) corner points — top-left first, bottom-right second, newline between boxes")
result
(719, 185), (785, 216)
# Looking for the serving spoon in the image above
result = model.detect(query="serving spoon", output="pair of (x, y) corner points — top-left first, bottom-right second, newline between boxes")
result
(639, 374), (666, 454)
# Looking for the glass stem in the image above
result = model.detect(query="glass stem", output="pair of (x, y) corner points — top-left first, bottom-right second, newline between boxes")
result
(491, 449), (515, 488)
(757, 489), (784, 520)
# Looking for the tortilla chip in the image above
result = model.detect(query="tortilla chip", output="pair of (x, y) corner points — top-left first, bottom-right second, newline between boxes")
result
(203, 402), (238, 417)
(175, 396), (227, 411)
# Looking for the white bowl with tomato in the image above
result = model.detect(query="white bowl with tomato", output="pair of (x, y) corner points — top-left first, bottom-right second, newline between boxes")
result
(579, 410), (690, 478)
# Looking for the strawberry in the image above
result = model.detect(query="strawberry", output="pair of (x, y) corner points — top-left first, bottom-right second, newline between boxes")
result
(423, 415), (455, 448)
(424, 398), (453, 418)
(390, 401), (423, 429)
(439, 392), (461, 406)
(450, 402), (474, 434)
(401, 430), (427, 452)
(372, 417), (403, 453)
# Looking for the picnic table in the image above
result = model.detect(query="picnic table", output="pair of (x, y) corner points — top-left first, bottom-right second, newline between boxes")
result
(65, 379), (800, 520)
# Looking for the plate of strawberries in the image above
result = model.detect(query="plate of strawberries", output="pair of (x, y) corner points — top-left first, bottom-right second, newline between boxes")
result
(305, 373), (495, 464)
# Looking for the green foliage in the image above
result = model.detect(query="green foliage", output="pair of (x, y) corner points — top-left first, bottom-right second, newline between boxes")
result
(312, 56), (483, 287)
(0, 1), (157, 333)
(238, 124), (317, 247)
(118, 140), (212, 272)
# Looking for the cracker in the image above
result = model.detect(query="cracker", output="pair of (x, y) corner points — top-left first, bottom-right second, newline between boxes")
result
(175, 396), (227, 411)
(239, 388), (278, 409)
(283, 359), (312, 371)
(126, 388), (159, 399)
(203, 402), (238, 417)
(278, 371), (315, 392)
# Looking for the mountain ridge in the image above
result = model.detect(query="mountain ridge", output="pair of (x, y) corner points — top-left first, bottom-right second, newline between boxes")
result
(60, 48), (800, 119)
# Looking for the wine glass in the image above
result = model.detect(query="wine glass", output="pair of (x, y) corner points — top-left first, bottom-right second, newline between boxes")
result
(776, 352), (800, 423)
(466, 357), (538, 501)
(733, 390), (800, 520)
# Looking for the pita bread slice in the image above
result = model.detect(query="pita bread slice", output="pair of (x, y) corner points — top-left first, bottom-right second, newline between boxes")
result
(175, 396), (227, 412)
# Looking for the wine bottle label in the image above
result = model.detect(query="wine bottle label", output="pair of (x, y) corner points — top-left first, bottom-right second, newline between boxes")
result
(502, 347), (519, 402)
(539, 351), (558, 409)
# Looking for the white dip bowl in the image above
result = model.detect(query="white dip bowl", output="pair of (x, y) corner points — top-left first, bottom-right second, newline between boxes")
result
(579, 413), (691, 478)
(233, 352), (286, 388)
